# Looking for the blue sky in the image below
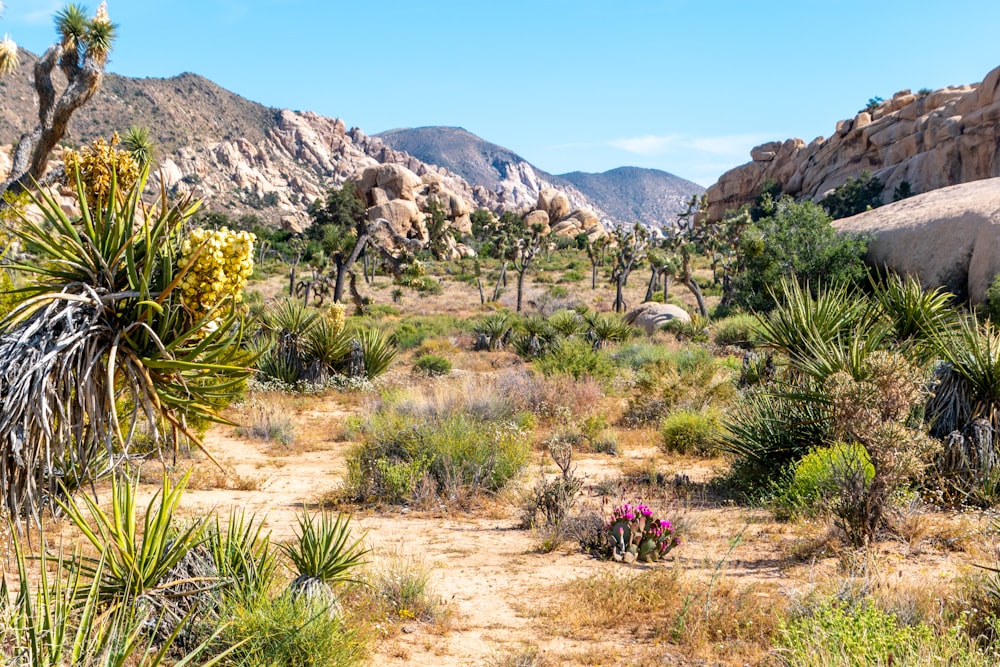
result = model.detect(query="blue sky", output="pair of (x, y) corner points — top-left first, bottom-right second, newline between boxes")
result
(4, 1), (1000, 186)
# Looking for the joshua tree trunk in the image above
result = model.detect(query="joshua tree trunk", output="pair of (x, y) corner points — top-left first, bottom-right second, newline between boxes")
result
(1, 44), (108, 206)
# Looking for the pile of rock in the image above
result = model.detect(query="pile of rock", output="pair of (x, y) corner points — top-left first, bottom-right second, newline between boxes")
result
(703, 64), (1000, 222)
(355, 163), (476, 259)
(524, 187), (607, 241)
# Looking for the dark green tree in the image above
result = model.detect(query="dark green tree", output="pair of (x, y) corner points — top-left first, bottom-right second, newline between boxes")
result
(820, 170), (884, 220)
(728, 196), (869, 312)
(307, 182), (369, 303)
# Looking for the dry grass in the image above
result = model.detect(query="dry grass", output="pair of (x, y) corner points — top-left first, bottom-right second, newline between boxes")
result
(533, 564), (785, 665)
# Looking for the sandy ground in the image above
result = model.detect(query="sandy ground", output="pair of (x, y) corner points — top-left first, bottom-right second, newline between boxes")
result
(123, 384), (994, 667)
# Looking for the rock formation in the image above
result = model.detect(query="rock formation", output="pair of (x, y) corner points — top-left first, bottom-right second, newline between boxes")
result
(529, 188), (607, 240)
(704, 64), (1000, 221)
(834, 177), (1000, 304)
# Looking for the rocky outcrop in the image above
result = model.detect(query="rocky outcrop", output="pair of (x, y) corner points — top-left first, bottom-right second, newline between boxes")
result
(355, 163), (475, 258)
(529, 188), (607, 240)
(624, 302), (691, 334)
(834, 177), (1000, 303)
(704, 64), (1000, 221)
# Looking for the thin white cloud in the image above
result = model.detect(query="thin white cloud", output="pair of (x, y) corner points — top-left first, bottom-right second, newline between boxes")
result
(607, 132), (773, 158)
(607, 134), (681, 155)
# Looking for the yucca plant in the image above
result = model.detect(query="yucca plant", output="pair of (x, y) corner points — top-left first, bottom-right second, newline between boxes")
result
(280, 508), (369, 607)
(474, 311), (514, 351)
(0, 167), (252, 523)
(757, 278), (869, 369)
(3, 528), (236, 666)
(120, 125), (155, 168)
(513, 314), (558, 358)
(206, 508), (278, 605)
(56, 471), (208, 607)
(872, 272), (955, 363)
(357, 327), (397, 379)
(927, 313), (1000, 440)
(586, 312), (636, 349)
(548, 309), (587, 337)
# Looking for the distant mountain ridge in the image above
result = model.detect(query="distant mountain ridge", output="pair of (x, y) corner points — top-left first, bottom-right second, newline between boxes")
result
(376, 126), (703, 227)
(1, 51), (699, 231)
(558, 167), (703, 226)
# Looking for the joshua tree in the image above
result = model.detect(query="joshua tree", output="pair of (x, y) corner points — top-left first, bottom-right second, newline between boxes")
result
(513, 221), (544, 312)
(0, 3), (117, 208)
(306, 183), (370, 303)
(610, 223), (649, 313)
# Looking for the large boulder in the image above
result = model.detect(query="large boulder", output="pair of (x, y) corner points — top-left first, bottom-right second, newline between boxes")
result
(538, 188), (571, 221)
(368, 199), (423, 239)
(834, 177), (1000, 303)
(624, 302), (691, 335)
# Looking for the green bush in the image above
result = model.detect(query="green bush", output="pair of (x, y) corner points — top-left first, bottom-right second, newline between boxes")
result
(535, 339), (615, 383)
(778, 599), (988, 667)
(712, 313), (762, 348)
(392, 315), (464, 350)
(219, 594), (366, 667)
(659, 409), (722, 456)
(345, 409), (531, 504)
(413, 354), (452, 376)
(728, 197), (869, 313)
(985, 273), (1000, 324)
(775, 442), (874, 517)
(820, 170), (884, 220)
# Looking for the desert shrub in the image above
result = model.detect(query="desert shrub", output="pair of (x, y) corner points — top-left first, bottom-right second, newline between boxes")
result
(774, 442), (874, 518)
(218, 594), (366, 667)
(560, 269), (584, 283)
(344, 406), (531, 504)
(661, 314), (709, 343)
(498, 369), (605, 419)
(985, 274), (1000, 324)
(392, 314), (465, 350)
(820, 170), (885, 220)
(610, 342), (678, 370)
(621, 348), (736, 426)
(717, 390), (834, 497)
(361, 548), (443, 623)
(413, 354), (452, 376)
(534, 338), (615, 383)
(660, 409), (722, 456)
(778, 599), (988, 667)
(712, 313), (762, 348)
(236, 399), (296, 445)
(549, 568), (783, 661)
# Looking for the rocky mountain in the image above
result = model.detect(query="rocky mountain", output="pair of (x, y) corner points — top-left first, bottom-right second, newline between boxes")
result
(558, 167), (703, 226)
(704, 63), (1000, 222)
(376, 126), (703, 227)
(0, 52), (563, 232)
(375, 126), (596, 214)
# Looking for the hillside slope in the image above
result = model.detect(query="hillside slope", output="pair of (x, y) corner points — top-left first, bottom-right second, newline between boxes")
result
(558, 167), (703, 226)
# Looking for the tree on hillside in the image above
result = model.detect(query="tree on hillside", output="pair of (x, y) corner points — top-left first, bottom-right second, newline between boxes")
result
(0, 3), (116, 209)
(306, 182), (370, 303)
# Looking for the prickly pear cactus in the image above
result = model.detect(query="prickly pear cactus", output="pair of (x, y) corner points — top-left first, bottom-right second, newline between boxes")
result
(605, 502), (679, 564)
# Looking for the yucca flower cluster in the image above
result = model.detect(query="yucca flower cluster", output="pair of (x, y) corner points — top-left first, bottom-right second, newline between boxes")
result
(63, 133), (140, 204)
(179, 227), (256, 320)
